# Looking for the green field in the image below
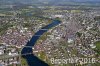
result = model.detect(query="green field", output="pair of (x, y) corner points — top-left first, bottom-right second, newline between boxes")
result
(95, 41), (100, 50)
(94, 41), (100, 55)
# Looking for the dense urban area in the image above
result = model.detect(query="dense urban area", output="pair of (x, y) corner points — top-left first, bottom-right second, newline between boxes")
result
(0, 1), (100, 66)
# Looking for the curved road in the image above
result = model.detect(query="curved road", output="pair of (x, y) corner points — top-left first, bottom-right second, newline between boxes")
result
(21, 20), (61, 66)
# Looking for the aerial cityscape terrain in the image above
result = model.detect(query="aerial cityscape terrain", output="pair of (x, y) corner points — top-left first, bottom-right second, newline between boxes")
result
(0, 0), (100, 66)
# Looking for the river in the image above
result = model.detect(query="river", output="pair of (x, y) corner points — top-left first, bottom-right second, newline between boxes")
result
(21, 20), (61, 66)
